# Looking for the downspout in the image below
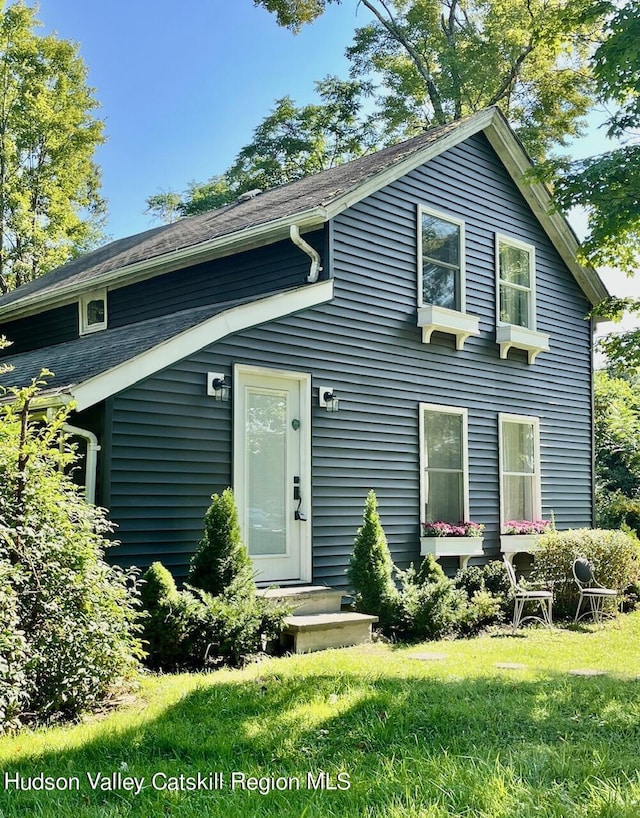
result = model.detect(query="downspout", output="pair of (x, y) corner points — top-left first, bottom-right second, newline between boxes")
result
(290, 224), (323, 283)
(63, 423), (101, 505)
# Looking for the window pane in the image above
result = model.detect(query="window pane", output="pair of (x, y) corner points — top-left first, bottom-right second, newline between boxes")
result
(425, 411), (462, 470)
(426, 471), (463, 523)
(86, 299), (105, 326)
(500, 284), (529, 327)
(246, 390), (287, 556)
(423, 262), (457, 310)
(502, 421), (534, 473)
(422, 214), (459, 267)
(499, 243), (530, 287)
(504, 474), (535, 520)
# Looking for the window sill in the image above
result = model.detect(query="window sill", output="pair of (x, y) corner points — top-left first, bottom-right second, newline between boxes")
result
(496, 324), (549, 364)
(417, 305), (480, 350)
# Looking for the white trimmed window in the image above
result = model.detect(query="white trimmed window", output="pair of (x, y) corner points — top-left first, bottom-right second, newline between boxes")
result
(79, 290), (107, 335)
(497, 236), (535, 329)
(418, 206), (465, 312)
(420, 404), (469, 523)
(499, 414), (541, 523)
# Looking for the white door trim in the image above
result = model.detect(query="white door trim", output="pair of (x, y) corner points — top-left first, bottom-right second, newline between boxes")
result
(233, 364), (312, 584)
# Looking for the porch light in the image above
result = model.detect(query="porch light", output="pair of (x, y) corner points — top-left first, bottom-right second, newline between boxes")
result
(319, 385), (338, 413)
(207, 372), (230, 402)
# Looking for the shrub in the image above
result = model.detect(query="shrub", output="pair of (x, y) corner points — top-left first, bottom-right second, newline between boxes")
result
(188, 488), (254, 598)
(596, 489), (640, 537)
(396, 563), (466, 641)
(531, 528), (640, 617)
(140, 563), (197, 669)
(0, 378), (142, 729)
(453, 561), (511, 632)
(458, 590), (504, 635)
(0, 559), (28, 732)
(347, 490), (399, 631)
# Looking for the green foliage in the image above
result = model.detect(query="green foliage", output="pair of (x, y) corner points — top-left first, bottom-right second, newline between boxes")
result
(347, 490), (399, 631)
(0, 376), (142, 730)
(0, 559), (28, 732)
(140, 563), (290, 670)
(531, 528), (640, 617)
(453, 561), (511, 632)
(188, 488), (255, 599)
(594, 371), (640, 495)
(253, 0), (339, 32)
(396, 562), (466, 640)
(597, 490), (640, 538)
(547, 1), (640, 277)
(0, 3), (105, 293)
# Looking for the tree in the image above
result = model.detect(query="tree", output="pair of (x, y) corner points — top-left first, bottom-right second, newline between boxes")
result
(0, 2), (105, 294)
(347, 490), (399, 630)
(255, 0), (607, 159)
(187, 488), (255, 598)
(549, 0), (640, 275)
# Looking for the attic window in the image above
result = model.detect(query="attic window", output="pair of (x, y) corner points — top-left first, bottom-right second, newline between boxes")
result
(79, 291), (107, 335)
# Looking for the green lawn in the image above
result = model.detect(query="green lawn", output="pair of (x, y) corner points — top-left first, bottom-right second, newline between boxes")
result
(2, 615), (640, 817)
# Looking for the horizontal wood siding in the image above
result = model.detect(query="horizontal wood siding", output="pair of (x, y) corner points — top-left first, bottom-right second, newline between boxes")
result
(0, 303), (78, 356)
(106, 133), (594, 587)
(108, 230), (326, 327)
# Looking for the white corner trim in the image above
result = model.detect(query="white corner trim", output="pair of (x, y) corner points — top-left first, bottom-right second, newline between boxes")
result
(71, 280), (334, 411)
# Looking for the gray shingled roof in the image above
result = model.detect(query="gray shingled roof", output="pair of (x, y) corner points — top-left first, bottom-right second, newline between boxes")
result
(0, 119), (463, 310)
(0, 292), (267, 394)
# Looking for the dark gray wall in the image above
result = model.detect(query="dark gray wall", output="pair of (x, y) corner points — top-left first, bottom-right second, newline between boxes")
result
(108, 230), (326, 327)
(104, 133), (594, 586)
(0, 303), (78, 356)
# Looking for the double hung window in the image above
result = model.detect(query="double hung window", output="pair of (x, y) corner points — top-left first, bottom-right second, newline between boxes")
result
(499, 414), (541, 523)
(497, 237), (535, 328)
(420, 404), (468, 524)
(419, 207), (465, 312)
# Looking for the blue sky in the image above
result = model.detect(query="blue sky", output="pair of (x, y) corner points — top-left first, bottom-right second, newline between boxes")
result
(34, 1), (622, 287)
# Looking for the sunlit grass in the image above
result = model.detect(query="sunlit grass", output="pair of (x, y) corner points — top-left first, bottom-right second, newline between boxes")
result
(1, 615), (640, 816)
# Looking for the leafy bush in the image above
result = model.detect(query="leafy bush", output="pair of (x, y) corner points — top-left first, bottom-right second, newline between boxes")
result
(0, 377), (142, 730)
(596, 489), (640, 537)
(347, 490), (399, 631)
(531, 528), (640, 617)
(395, 561), (466, 641)
(453, 561), (510, 633)
(0, 560), (28, 732)
(188, 488), (254, 597)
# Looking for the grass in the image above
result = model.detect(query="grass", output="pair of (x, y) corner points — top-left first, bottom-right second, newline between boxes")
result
(2, 615), (640, 817)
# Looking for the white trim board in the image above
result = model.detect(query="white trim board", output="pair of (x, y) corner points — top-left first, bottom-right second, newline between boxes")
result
(69, 279), (334, 411)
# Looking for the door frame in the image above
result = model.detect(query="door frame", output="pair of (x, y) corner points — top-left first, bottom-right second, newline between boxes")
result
(232, 363), (312, 584)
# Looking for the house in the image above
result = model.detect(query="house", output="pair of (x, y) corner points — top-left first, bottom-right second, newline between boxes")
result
(0, 107), (608, 593)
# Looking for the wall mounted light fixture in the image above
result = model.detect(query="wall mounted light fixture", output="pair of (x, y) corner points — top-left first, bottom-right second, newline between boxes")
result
(207, 372), (230, 402)
(319, 385), (339, 413)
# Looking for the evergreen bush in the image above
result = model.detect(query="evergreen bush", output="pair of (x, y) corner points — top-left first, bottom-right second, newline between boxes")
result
(395, 562), (466, 640)
(347, 490), (399, 631)
(188, 488), (254, 598)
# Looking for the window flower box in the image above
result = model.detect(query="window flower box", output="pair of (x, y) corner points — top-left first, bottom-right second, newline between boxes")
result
(420, 521), (485, 569)
(418, 305), (480, 350)
(500, 520), (550, 563)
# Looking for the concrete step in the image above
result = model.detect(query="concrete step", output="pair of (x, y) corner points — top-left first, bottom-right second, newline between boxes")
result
(282, 612), (378, 654)
(258, 585), (344, 615)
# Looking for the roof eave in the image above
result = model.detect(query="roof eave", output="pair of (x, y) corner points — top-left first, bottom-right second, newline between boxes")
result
(0, 207), (329, 322)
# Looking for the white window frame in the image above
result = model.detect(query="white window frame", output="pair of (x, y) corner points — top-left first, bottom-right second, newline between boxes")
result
(417, 205), (466, 313)
(498, 413), (541, 525)
(79, 290), (108, 335)
(495, 235), (536, 330)
(419, 403), (470, 524)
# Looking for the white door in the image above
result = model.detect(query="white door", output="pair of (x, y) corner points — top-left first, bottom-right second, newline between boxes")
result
(234, 366), (311, 584)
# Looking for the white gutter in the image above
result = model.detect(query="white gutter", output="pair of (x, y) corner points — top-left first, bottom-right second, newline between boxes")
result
(290, 224), (323, 283)
(63, 423), (101, 505)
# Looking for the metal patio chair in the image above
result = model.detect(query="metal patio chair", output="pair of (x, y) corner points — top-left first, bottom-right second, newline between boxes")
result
(504, 557), (553, 631)
(572, 558), (619, 625)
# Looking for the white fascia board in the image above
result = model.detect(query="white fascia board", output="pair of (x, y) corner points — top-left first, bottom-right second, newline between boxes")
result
(483, 117), (609, 306)
(0, 208), (328, 322)
(70, 279), (334, 412)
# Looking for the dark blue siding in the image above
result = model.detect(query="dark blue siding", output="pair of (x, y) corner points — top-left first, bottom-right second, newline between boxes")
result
(0, 303), (78, 356)
(108, 230), (326, 327)
(104, 133), (594, 586)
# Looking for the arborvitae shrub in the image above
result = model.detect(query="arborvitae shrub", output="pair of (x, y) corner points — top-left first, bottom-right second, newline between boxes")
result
(140, 562), (196, 669)
(188, 488), (254, 598)
(347, 490), (399, 631)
